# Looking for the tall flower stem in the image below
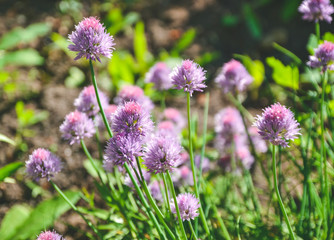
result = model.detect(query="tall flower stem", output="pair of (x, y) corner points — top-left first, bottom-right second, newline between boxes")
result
(188, 221), (198, 240)
(186, 92), (210, 236)
(320, 71), (330, 234)
(133, 159), (176, 240)
(89, 59), (113, 138)
(272, 145), (296, 240)
(81, 140), (104, 184)
(162, 173), (172, 213)
(50, 181), (103, 240)
(124, 162), (167, 240)
(166, 171), (188, 240)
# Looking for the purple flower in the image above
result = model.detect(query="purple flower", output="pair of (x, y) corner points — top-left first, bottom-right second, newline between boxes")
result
(236, 146), (255, 170)
(214, 107), (245, 152)
(111, 101), (153, 138)
(254, 103), (301, 148)
(298, 0), (334, 23)
(26, 149), (62, 181)
(114, 85), (154, 112)
(215, 59), (253, 93)
(171, 193), (200, 221)
(170, 59), (206, 96)
(103, 133), (143, 170)
(68, 17), (115, 62)
(60, 111), (95, 145)
(74, 85), (109, 117)
(194, 155), (210, 173)
(143, 135), (182, 174)
(172, 165), (194, 186)
(36, 230), (65, 240)
(307, 41), (334, 72)
(145, 62), (172, 90)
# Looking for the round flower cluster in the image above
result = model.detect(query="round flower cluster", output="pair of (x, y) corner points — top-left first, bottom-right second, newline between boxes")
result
(145, 62), (172, 90)
(60, 111), (96, 145)
(254, 103), (301, 148)
(171, 193), (200, 221)
(170, 59), (206, 96)
(36, 230), (65, 240)
(298, 0), (334, 23)
(26, 149), (62, 181)
(215, 59), (253, 93)
(143, 134), (182, 174)
(74, 85), (109, 117)
(307, 41), (334, 72)
(68, 17), (115, 62)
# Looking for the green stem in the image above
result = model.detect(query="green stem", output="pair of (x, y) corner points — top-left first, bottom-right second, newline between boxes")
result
(321, 71), (330, 235)
(272, 145), (296, 240)
(161, 91), (166, 110)
(81, 140), (104, 184)
(212, 204), (231, 240)
(124, 162), (167, 240)
(89, 59), (113, 138)
(188, 221), (198, 240)
(50, 181), (103, 240)
(166, 171), (188, 240)
(186, 92), (210, 236)
(162, 173), (172, 213)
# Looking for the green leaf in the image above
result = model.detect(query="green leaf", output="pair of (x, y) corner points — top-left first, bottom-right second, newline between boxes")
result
(242, 4), (262, 39)
(0, 49), (44, 67)
(0, 133), (16, 146)
(234, 54), (265, 88)
(0, 162), (23, 182)
(307, 34), (318, 54)
(221, 14), (239, 27)
(12, 191), (81, 240)
(83, 159), (107, 182)
(108, 51), (135, 90)
(134, 21), (148, 71)
(65, 66), (85, 88)
(171, 28), (196, 56)
(266, 56), (299, 90)
(0, 23), (50, 50)
(0, 204), (32, 240)
(323, 32), (334, 43)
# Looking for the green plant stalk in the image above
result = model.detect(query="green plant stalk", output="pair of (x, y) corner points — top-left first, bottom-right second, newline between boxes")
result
(161, 91), (166, 110)
(140, 178), (176, 240)
(320, 71), (330, 235)
(81, 140), (104, 184)
(212, 204), (231, 240)
(162, 173), (172, 213)
(195, 92), (209, 234)
(50, 181), (103, 240)
(124, 162), (167, 240)
(89, 59), (113, 138)
(94, 126), (103, 160)
(188, 221), (198, 240)
(166, 171), (188, 240)
(186, 92), (210, 236)
(272, 42), (302, 65)
(272, 145), (296, 240)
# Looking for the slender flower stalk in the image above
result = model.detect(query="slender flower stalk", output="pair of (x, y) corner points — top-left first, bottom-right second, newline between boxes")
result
(166, 171), (187, 240)
(187, 92), (210, 236)
(272, 146), (296, 240)
(162, 173), (172, 214)
(124, 162), (167, 240)
(188, 221), (198, 240)
(134, 159), (177, 240)
(320, 71), (330, 234)
(89, 59), (113, 138)
(50, 181), (103, 240)
(81, 140), (104, 184)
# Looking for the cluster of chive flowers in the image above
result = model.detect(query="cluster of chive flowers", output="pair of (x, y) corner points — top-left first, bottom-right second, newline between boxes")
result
(254, 103), (301, 148)
(307, 41), (334, 72)
(298, 0), (334, 23)
(36, 230), (65, 240)
(68, 16), (115, 62)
